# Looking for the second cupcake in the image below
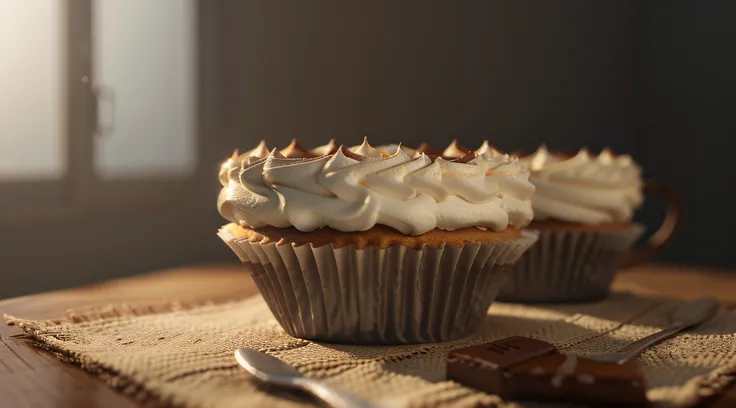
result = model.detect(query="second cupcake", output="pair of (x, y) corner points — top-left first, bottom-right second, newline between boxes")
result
(498, 146), (646, 302)
(217, 138), (538, 344)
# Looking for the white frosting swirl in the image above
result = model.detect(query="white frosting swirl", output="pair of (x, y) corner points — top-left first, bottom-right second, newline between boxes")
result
(218, 139), (535, 235)
(521, 146), (643, 224)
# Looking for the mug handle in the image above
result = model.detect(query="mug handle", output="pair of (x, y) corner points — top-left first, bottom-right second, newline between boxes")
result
(623, 179), (683, 267)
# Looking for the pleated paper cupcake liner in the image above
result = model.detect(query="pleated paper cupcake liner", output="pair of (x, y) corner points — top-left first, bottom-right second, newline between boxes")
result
(498, 225), (645, 303)
(218, 228), (539, 345)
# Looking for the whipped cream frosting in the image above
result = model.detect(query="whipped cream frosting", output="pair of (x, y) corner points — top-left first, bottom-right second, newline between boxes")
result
(520, 145), (643, 224)
(218, 138), (535, 235)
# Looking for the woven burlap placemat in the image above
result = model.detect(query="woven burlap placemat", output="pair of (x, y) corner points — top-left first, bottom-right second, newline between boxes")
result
(6, 293), (736, 408)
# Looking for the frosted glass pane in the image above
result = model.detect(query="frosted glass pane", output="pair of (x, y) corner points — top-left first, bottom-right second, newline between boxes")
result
(0, 0), (65, 180)
(93, 0), (196, 178)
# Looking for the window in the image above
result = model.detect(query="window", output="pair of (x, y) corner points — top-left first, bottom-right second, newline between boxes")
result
(93, 0), (197, 179)
(0, 0), (200, 222)
(0, 0), (65, 181)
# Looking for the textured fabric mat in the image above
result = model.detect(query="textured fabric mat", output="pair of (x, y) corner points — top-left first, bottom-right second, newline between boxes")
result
(6, 293), (736, 408)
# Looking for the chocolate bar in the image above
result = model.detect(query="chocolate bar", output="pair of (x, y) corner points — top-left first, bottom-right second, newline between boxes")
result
(447, 336), (649, 406)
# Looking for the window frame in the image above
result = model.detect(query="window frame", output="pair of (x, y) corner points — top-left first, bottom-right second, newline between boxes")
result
(0, 0), (204, 225)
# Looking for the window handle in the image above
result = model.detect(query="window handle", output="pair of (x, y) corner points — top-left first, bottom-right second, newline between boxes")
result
(90, 83), (115, 138)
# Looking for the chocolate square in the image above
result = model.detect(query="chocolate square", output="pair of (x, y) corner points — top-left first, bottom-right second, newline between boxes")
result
(447, 336), (559, 397)
(507, 353), (649, 406)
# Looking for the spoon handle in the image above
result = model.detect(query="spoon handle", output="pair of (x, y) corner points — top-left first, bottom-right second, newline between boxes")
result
(297, 377), (377, 408)
(614, 324), (686, 363)
(614, 297), (719, 363)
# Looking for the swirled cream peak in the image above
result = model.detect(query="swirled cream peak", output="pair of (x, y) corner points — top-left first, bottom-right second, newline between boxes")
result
(280, 139), (314, 158)
(443, 139), (471, 158)
(349, 136), (386, 159)
(218, 139), (535, 235)
(311, 139), (337, 156)
(415, 140), (507, 160)
(475, 140), (505, 156)
(521, 145), (643, 224)
(377, 143), (416, 157)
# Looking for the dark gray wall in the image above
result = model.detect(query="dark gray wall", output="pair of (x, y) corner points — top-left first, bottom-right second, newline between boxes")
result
(219, 1), (641, 155)
(638, 1), (736, 267)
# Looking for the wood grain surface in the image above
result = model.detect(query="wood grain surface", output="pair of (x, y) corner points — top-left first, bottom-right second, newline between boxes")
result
(0, 262), (734, 407)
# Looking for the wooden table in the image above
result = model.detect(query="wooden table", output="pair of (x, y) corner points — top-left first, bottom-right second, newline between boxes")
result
(0, 263), (734, 407)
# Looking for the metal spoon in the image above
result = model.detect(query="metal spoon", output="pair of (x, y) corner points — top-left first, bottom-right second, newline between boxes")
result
(587, 297), (720, 364)
(235, 348), (379, 408)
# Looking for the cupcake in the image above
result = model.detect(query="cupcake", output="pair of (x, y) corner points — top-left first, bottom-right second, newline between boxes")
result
(216, 138), (538, 344)
(498, 145), (646, 302)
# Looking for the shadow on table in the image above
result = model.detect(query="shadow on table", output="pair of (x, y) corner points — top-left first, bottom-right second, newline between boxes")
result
(310, 313), (550, 360)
